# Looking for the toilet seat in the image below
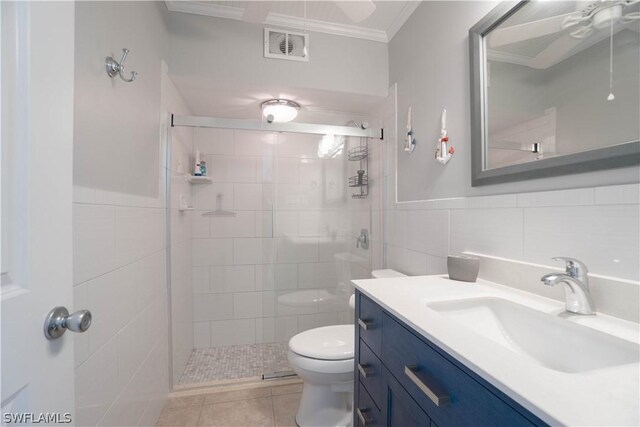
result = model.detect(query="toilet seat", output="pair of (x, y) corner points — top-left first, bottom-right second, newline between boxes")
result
(289, 325), (354, 361)
(288, 350), (354, 375)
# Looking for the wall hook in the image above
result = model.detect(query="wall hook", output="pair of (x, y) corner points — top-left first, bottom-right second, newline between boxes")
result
(105, 48), (138, 83)
(404, 107), (415, 154)
(435, 108), (454, 164)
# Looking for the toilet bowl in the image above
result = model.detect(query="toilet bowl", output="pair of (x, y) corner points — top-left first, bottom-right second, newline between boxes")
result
(288, 325), (355, 427)
(288, 269), (406, 427)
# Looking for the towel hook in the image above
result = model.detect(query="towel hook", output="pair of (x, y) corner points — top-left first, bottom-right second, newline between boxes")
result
(105, 48), (138, 83)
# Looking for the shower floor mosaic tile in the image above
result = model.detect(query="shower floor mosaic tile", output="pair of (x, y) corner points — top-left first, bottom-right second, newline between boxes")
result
(178, 343), (292, 385)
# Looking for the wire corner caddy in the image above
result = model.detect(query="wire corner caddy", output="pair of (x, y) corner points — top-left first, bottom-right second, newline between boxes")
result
(347, 144), (369, 199)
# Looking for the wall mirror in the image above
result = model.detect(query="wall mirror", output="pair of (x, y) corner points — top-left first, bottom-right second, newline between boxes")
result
(470, 0), (640, 186)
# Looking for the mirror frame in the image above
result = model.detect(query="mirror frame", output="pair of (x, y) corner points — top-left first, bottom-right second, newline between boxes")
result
(469, 1), (640, 187)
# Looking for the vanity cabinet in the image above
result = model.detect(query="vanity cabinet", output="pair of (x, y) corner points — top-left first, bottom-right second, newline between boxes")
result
(381, 367), (432, 427)
(354, 291), (547, 427)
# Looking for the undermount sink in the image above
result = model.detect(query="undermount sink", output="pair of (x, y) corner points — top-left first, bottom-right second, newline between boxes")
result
(427, 297), (639, 373)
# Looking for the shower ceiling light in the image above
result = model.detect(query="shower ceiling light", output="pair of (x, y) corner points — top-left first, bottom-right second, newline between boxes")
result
(318, 134), (344, 159)
(261, 99), (300, 123)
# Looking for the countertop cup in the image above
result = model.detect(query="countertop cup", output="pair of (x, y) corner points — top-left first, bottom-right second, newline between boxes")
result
(447, 255), (480, 282)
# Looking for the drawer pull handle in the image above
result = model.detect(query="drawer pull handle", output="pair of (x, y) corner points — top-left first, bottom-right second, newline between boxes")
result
(358, 318), (371, 330)
(358, 363), (373, 378)
(404, 365), (451, 407)
(356, 408), (372, 426)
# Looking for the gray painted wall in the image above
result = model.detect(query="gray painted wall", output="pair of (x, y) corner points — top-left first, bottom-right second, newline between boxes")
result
(168, 12), (389, 97)
(390, 1), (640, 202)
(74, 1), (169, 197)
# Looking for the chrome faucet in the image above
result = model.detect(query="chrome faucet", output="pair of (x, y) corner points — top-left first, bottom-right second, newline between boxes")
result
(541, 257), (595, 315)
(356, 229), (369, 250)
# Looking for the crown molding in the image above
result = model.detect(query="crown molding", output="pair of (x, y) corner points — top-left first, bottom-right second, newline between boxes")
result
(266, 12), (387, 42)
(165, 1), (413, 43)
(165, 1), (244, 20)
(386, 1), (421, 42)
(486, 49), (533, 67)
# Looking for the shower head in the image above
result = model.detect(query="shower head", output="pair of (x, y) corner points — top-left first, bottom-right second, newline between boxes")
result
(346, 120), (369, 130)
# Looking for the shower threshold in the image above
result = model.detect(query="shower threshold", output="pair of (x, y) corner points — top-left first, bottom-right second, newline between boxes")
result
(262, 370), (296, 380)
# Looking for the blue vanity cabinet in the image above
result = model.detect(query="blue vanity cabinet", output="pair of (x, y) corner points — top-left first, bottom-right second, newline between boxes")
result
(354, 291), (383, 425)
(358, 294), (383, 355)
(354, 291), (547, 427)
(357, 381), (383, 427)
(381, 366), (433, 427)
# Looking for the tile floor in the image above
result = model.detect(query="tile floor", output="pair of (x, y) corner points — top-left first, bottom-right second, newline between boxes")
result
(156, 383), (303, 427)
(178, 343), (292, 385)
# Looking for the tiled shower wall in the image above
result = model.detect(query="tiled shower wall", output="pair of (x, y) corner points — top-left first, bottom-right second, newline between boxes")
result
(189, 127), (381, 352)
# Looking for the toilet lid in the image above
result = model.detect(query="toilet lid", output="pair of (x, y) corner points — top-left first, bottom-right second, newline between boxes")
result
(289, 325), (354, 360)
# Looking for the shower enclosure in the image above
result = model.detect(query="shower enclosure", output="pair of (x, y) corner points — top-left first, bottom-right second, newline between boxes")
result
(166, 115), (383, 389)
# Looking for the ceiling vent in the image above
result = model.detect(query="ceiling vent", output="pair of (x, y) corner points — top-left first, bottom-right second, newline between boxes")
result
(264, 28), (309, 62)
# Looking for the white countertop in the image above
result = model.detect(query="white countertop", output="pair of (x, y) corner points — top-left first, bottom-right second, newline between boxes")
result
(352, 275), (640, 427)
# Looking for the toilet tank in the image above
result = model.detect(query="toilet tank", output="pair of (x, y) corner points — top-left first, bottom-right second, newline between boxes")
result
(349, 270), (406, 310)
(371, 269), (407, 279)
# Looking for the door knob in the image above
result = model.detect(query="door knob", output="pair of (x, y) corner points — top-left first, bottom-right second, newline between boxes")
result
(44, 306), (92, 340)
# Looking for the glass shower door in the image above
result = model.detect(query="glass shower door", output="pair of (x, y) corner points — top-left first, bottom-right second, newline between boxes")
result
(261, 130), (374, 378)
(170, 126), (280, 387)
(168, 117), (381, 387)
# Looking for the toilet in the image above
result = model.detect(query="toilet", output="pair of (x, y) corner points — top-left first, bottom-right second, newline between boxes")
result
(287, 269), (406, 427)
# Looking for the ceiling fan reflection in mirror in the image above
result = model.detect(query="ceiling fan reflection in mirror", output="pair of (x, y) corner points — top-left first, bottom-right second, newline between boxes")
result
(489, 0), (640, 69)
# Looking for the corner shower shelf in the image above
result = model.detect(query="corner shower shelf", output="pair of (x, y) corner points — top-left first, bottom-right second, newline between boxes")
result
(188, 176), (212, 184)
(347, 146), (368, 161)
(348, 143), (369, 199)
(348, 174), (368, 187)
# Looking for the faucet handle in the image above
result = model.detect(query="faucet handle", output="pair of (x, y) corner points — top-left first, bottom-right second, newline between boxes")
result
(552, 257), (589, 278)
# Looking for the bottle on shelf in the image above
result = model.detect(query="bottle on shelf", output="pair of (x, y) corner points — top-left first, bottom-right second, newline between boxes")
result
(194, 150), (202, 176)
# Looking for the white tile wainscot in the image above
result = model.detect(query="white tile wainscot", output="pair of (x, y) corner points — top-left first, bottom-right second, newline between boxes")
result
(73, 197), (168, 426)
(386, 184), (640, 284)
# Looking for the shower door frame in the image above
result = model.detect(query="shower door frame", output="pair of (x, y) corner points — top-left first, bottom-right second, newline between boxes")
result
(171, 115), (382, 139)
(166, 114), (384, 389)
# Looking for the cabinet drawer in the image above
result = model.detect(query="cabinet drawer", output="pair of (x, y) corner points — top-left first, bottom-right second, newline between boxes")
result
(358, 339), (382, 409)
(381, 313), (535, 427)
(382, 366), (432, 427)
(358, 294), (383, 355)
(356, 381), (382, 427)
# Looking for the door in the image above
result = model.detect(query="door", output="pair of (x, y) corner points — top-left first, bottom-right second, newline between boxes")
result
(1, 1), (76, 421)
